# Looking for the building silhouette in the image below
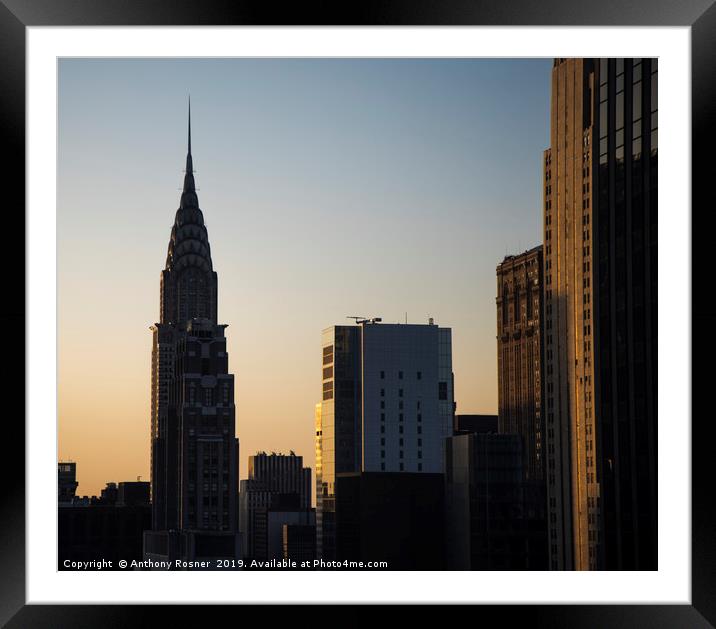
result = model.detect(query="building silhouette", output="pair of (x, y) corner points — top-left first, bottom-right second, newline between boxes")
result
(247, 452), (312, 507)
(58, 465), (151, 570)
(335, 471), (445, 570)
(453, 414), (498, 435)
(58, 462), (78, 505)
(239, 452), (313, 562)
(117, 481), (151, 507)
(317, 319), (454, 562)
(143, 103), (241, 565)
(445, 433), (528, 569)
(283, 523), (316, 563)
(445, 413), (548, 570)
(543, 58), (657, 570)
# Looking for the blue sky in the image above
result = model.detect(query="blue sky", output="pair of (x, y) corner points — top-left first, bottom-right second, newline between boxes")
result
(58, 57), (551, 494)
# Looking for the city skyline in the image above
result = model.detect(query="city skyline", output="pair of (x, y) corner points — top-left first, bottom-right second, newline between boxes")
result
(58, 58), (552, 496)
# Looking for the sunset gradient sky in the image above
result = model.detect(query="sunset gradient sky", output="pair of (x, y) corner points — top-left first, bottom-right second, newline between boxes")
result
(58, 58), (551, 496)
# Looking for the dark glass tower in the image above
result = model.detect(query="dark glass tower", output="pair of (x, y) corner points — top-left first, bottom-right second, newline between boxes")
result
(592, 58), (658, 570)
(145, 104), (240, 564)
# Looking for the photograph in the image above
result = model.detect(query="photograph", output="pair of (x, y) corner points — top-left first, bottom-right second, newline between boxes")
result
(55, 56), (657, 574)
(1, 1), (708, 619)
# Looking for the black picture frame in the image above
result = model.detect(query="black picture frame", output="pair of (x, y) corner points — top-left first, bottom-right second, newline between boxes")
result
(1, 0), (711, 623)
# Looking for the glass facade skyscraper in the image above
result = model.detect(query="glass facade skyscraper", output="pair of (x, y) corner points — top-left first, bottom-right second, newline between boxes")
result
(593, 58), (658, 570)
(316, 320), (454, 560)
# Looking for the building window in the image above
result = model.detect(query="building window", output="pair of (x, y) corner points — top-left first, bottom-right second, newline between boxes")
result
(417, 371), (422, 380)
(399, 371), (403, 379)
(438, 382), (448, 400)
(380, 370), (385, 379)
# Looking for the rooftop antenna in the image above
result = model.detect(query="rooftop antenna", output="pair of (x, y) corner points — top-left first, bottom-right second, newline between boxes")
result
(347, 316), (382, 325)
(405, 312), (408, 324)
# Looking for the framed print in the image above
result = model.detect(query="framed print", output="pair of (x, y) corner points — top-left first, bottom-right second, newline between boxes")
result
(1, 0), (712, 623)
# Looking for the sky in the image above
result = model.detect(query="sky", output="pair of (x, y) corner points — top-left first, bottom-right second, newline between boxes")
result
(58, 57), (551, 497)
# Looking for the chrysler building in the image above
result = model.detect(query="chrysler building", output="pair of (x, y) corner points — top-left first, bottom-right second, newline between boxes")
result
(144, 103), (241, 565)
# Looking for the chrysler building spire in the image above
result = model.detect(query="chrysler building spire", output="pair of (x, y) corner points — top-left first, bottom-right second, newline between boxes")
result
(161, 103), (217, 326)
(184, 96), (194, 194)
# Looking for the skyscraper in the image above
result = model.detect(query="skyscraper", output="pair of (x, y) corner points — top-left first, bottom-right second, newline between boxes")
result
(444, 432), (531, 570)
(592, 58), (658, 571)
(496, 245), (544, 482)
(144, 104), (241, 564)
(239, 452), (313, 561)
(247, 452), (312, 508)
(543, 58), (595, 571)
(317, 319), (454, 560)
(314, 403), (323, 556)
(543, 59), (657, 571)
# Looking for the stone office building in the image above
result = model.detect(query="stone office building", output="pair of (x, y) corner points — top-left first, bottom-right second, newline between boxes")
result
(543, 58), (657, 571)
(496, 245), (545, 483)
